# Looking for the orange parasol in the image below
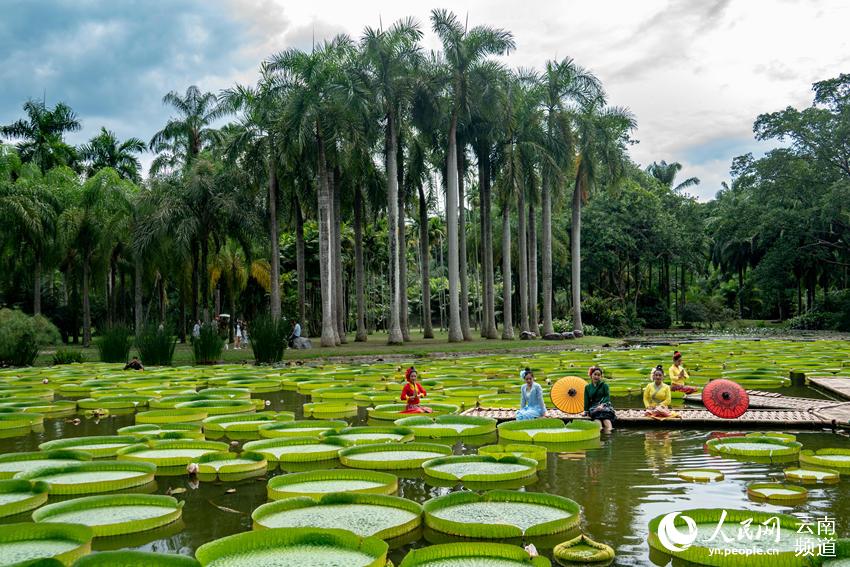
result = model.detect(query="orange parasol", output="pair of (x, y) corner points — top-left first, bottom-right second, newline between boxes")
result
(550, 376), (587, 414)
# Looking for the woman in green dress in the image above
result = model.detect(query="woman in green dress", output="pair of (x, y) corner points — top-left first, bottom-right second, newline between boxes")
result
(584, 366), (615, 432)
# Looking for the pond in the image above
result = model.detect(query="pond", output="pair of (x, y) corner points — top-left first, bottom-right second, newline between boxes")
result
(0, 338), (847, 566)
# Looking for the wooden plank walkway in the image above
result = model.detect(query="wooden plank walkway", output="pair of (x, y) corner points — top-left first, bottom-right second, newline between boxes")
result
(684, 390), (829, 410)
(808, 376), (850, 400)
(462, 403), (850, 430)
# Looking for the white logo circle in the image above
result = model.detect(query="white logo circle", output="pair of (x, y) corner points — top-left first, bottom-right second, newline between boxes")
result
(657, 512), (698, 552)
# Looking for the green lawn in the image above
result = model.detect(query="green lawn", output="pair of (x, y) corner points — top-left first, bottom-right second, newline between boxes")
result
(36, 330), (619, 366)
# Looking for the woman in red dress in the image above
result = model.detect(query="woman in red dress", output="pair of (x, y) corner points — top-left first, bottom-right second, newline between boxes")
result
(400, 367), (431, 413)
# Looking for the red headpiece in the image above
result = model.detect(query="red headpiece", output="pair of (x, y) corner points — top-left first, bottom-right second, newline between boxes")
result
(405, 367), (417, 381)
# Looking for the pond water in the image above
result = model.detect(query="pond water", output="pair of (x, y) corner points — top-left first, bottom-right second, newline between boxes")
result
(0, 384), (847, 566)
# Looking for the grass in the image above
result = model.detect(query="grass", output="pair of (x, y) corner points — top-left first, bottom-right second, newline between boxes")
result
(34, 330), (619, 366)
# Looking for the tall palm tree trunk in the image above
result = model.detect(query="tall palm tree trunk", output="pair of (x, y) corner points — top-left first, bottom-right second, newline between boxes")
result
(386, 114), (404, 345)
(571, 179), (583, 332)
(201, 233), (210, 323)
(33, 255), (42, 316)
(529, 199), (539, 334)
(268, 152), (281, 320)
(458, 147), (472, 340)
(541, 174), (554, 335)
(332, 168), (346, 344)
(517, 187), (529, 333)
(354, 186), (367, 342)
(480, 157), (498, 339)
(317, 133), (336, 347)
(418, 183), (433, 338)
(191, 241), (199, 322)
(501, 201), (514, 339)
(134, 253), (143, 336)
(295, 193), (306, 330)
(445, 115), (463, 342)
(397, 136), (410, 342)
(82, 257), (91, 347)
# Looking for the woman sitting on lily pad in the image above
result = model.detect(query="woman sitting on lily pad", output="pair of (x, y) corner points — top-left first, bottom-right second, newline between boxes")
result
(400, 367), (432, 414)
(516, 367), (546, 421)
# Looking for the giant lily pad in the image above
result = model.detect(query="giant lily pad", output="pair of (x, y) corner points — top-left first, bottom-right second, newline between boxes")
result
(677, 469), (725, 483)
(196, 452), (267, 475)
(422, 455), (537, 483)
(784, 465), (841, 484)
(367, 403), (460, 421)
(32, 494), (183, 537)
(339, 442), (453, 470)
(321, 426), (414, 445)
(258, 420), (348, 439)
(705, 437), (802, 460)
(398, 542), (550, 567)
(175, 399), (256, 415)
(747, 483), (808, 503)
(117, 439), (229, 467)
(117, 424), (205, 441)
(202, 412), (294, 436)
(799, 448), (850, 473)
(72, 550), (200, 566)
(252, 493), (421, 539)
(242, 437), (349, 463)
(15, 460), (156, 494)
(302, 402), (358, 419)
(0, 479), (49, 518)
(136, 408), (209, 424)
(0, 522), (92, 565)
(194, 527), (388, 567)
(267, 469), (398, 500)
(39, 436), (140, 458)
(478, 444), (547, 470)
(0, 450), (93, 480)
(498, 419), (600, 443)
(393, 415), (497, 438)
(0, 412), (44, 430)
(424, 490), (580, 538)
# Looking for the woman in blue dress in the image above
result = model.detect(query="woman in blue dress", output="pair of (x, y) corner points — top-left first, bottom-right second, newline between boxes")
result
(516, 367), (546, 421)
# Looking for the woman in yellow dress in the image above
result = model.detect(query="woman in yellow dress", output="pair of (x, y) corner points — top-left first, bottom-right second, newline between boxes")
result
(644, 365), (675, 419)
(668, 351), (697, 394)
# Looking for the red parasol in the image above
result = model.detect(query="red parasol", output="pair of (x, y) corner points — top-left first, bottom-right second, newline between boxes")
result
(702, 379), (749, 419)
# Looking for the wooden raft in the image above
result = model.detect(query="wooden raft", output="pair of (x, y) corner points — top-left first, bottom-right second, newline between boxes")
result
(685, 390), (830, 410)
(808, 376), (850, 401)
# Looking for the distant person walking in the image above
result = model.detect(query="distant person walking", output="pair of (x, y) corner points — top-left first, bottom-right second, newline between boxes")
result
(235, 320), (242, 349)
(192, 320), (201, 340)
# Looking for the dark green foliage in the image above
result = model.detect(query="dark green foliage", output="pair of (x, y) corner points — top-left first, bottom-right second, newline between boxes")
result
(581, 297), (642, 337)
(96, 325), (133, 363)
(136, 324), (177, 366)
(0, 309), (59, 367)
(679, 298), (736, 329)
(51, 348), (84, 365)
(192, 324), (223, 365)
(637, 295), (671, 329)
(249, 314), (288, 364)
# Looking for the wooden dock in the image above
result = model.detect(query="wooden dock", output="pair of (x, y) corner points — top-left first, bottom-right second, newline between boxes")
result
(684, 390), (830, 410)
(463, 400), (850, 430)
(807, 376), (850, 400)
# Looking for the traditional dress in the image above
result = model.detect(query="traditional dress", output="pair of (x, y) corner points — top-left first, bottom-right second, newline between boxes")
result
(517, 382), (546, 421)
(669, 364), (697, 394)
(643, 382), (678, 419)
(400, 381), (431, 413)
(584, 380), (616, 422)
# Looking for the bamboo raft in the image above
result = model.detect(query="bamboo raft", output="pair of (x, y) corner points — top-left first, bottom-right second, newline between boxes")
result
(685, 390), (830, 410)
(462, 400), (850, 430)
(807, 376), (850, 401)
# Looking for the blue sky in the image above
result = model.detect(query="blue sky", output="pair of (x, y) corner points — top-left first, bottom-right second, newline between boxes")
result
(2, 0), (848, 201)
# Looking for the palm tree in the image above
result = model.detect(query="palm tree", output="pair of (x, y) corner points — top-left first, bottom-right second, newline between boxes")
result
(361, 17), (423, 345)
(1, 100), (80, 172)
(646, 160), (700, 192)
(149, 86), (224, 176)
(571, 101), (636, 331)
(219, 71), (287, 320)
(431, 9), (514, 342)
(79, 128), (146, 182)
(538, 58), (602, 336)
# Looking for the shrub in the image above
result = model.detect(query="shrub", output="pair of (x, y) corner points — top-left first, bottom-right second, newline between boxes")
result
(552, 318), (573, 333)
(193, 323), (224, 364)
(249, 315), (288, 364)
(96, 325), (133, 363)
(785, 311), (831, 331)
(0, 309), (60, 367)
(52, 348), (84, 365)
(637, 296), (671, 329)
(136, 324), (177, 366)
(581, 296), (643, 337)
(680, 302), (708, 327)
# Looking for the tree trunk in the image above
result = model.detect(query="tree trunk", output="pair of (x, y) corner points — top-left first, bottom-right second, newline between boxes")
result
(386, 114), (404, 345)
(528, 199), (539, 334)
(354, 186), (368, 342)
(479, 151), (497, 339)
(332, 167), (346, 344)
(201, 232), (210, 323)
(418, 183), (433, 338)
(82, 257), (91, 347)
(445, 115), (463, 342)
(397, 133), (410, 341)
(134, 253), (143, 336)
(317, 131), (336, 347)
(571, 179), (583, 332)
(268, 149), (281, 320)
(33, 254), (42, 316)
(501, 201), (514, 339)
(517, 187), (529, 333)
(458, 146), (472, 340)
(191, 241), (199, 322)
(295, 192), (306, 330)
(541, 173), (554, 335)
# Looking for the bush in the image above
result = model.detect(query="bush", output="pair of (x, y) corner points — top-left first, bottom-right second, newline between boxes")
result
(193, 323), (224, 364)
(552, 318), (573, 333)
(581, 296), (643, 337)
(96, 325), (133, 363)
(637, 296), (671, 329)
(785, 310), (831, 331)
(680, 298), (736, 329)
(52, 348), (84, 365)
(136, 324), (177, 366)
(680, 302), (708, 327)
(0, 309), (60, 367)
(249, 315), (288, 364)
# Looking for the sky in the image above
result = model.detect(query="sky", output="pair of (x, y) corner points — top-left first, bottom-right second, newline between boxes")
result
(1, 0), (848, 201)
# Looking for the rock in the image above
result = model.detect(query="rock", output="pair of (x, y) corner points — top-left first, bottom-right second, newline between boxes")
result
(291, 337), (313, 349)
(562, 332), (575, 340)
(543, 333), (563, 341)
(520, 331), (535, 340)
(573, 329), (584, 338)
